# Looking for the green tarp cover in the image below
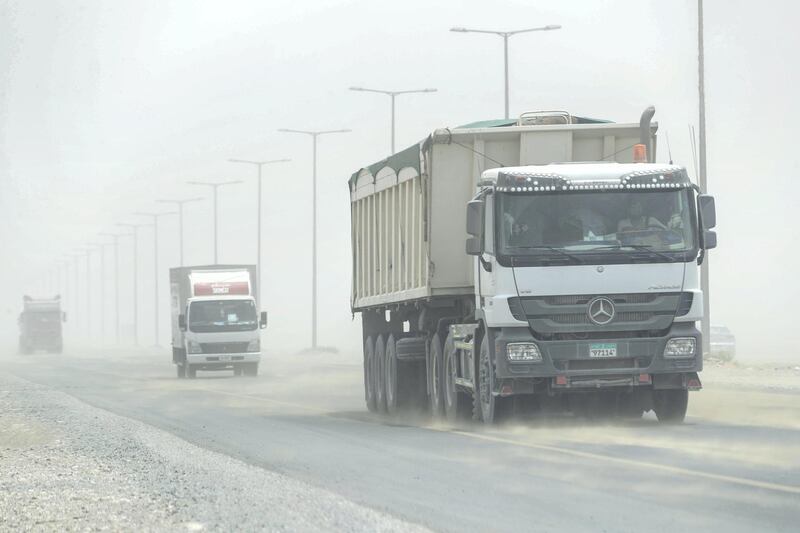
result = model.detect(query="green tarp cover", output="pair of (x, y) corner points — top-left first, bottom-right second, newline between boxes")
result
(349, 142), (421, 187)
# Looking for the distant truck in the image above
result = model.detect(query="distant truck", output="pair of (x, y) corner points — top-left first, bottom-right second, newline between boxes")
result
(18, 295), (66, 354)
(169, 265), (267, 378)
(349, 108), (717, 424)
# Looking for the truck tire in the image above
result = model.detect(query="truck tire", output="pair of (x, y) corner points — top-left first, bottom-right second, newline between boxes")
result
(244, 363), (259, 377)
(176, 364), (186, 379)
(233, 365), (243, 377)
(428, 333), (445, 419)
(477, 335), (510, 424)
(653, 389), (688, 423)
(186, 364), (197, 379)
(385, 335), (400, 415)
(443, 332), (472, 422)
(364, 336), (377, 412)
(374, 334), (388, 413)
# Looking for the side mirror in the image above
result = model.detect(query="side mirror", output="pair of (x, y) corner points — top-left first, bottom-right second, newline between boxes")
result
(178, 314), (187, 331)
(260, 311), (268, 329)
(62, 312), (67, 323)
(701, 230), (717, 250)
(466, 200), (484, 237)
(698, 194), (716, 230)
(466, 237), (482, 256)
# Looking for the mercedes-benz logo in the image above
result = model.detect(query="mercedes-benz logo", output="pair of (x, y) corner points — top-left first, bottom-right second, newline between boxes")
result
(587, 296), (615, 325)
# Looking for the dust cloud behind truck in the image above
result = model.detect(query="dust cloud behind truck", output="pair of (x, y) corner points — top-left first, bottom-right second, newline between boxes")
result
(349, 108), (717, 424)
(169, 265), (267, 378)
(18, 295), (66, 354)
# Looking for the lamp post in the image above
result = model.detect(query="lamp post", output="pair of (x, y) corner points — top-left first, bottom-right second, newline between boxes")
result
(278, 127), (350, 350)
(117, 222), (151, 346)
(186, 180), (243, 264)
(99, 231), (130, 345)
(87, 241), (108, 344)
(348, 87), (437, 153)
(697, 0), (711, 356)
(156, 197), (204, 267)
(133, 212), (176, 347)
(228, 158), (290, 301)
(450, 24), (561, 119)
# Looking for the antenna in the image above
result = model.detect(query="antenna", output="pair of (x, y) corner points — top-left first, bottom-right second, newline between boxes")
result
(665, 132), (673, 165)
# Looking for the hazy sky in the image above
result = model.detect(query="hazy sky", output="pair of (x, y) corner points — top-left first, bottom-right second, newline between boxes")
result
(1, 0), (798, 359)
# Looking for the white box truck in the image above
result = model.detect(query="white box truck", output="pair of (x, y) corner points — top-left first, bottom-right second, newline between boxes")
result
(170, 265), (267, 378)
(349, 108), (717, 423)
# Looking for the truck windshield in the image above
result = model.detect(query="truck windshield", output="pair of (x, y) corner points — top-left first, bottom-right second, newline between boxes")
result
(496, 189), (697, 263)
(188, 299), (257, 332)
(24, 311), (61, 328)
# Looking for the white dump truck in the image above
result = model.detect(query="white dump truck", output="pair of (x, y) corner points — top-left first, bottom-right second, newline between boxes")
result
(169, 265), (267, 378)
(349, 108), (717, 423)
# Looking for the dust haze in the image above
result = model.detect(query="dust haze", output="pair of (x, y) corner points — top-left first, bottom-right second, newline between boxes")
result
(1, 0), (798, 360)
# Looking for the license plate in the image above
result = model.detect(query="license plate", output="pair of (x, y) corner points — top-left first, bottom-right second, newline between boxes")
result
(589, 343), (617, 358)
(219, 354), (231, 362)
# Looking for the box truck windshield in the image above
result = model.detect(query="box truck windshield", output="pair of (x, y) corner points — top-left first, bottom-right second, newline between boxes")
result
(496, 189), (697, 262)
(188, 300), (257, 332)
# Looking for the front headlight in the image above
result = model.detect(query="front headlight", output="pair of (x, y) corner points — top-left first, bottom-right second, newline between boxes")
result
(247, 338), (260, 352)
(506, 342), (543, 363)
(187, 340), (203, 354)
(664, 337), (696, 358)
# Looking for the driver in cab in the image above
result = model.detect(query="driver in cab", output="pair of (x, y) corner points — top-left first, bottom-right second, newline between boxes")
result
(617, 198), (666, 233)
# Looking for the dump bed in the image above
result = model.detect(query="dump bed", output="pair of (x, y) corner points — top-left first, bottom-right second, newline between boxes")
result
(349, 116), (657, 311)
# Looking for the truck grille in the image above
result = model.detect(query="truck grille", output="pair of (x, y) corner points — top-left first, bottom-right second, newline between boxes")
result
(544, 294), (658, 306)
(550, 311), (655, 325)
(509, 292), (683, 335)
(200, 342), (249, 354)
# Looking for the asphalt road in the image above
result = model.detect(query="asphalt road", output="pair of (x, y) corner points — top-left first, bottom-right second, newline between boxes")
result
(3, 347), (799, 532)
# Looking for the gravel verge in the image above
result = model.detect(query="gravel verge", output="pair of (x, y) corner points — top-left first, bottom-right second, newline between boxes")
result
(0, 374), (429, 532)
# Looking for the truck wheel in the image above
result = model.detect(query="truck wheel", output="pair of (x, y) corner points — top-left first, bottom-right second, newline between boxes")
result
(653, 389), (688, 423)
(428, 333), (445, 419)
(186, 365), (197, 379)
(443, 332), (472, 422)
(244, 363), (259, 377)
(176, 364), (186, 379)
(364, 336), (377, 412)
(233, 365), (243, 377)
(477, 335), (510, 424)
(374, 334), (388, 413)
(385, 335), (400, 415)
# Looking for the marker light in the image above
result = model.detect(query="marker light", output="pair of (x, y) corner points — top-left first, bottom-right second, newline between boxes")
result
(633, 143), (648, 163)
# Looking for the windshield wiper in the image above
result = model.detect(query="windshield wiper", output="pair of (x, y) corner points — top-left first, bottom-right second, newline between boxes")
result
(507, 245), (583, 263)
(588, 243), (676, 262)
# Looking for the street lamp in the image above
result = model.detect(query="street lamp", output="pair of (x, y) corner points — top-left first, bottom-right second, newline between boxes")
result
(156, 197), (204, 267)
(117, 222), (152, 346)
(133, 211), (177, 347)
(450, 24), (561, 119)
(99, 231), (131, 345)
(278, 127), (350, 350)
(87, 241), (108, 345)
(228, 157), (291, 302)
(186, 180), (243, 264)
(348, 87), (437, 153)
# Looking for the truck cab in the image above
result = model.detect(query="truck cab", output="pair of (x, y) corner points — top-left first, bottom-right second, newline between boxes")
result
(18, 295), (66, 354)
(466, 161), (717, 421)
